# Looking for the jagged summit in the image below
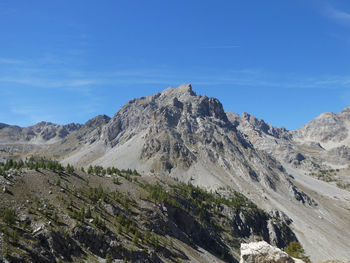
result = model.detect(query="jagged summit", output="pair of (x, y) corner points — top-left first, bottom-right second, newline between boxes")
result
(295, 105), (350, 149)
(101, 84), (230, 147)
(341, 105), (350, 113)
(228, 111), (291, 140)
(85, 114), (111, 128)
(162, 84), (196, 97)
(0, 123), (9, 130)
(65, 85), (307, 216)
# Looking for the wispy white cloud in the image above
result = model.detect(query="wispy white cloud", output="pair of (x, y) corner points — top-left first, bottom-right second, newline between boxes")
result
(1, 52), (350, 127)
(1, 50), (350, 96)
(192, 71), (350, 90)
(0, 54), (96, 92)
(0, 76), (95, 89)
(0, 57), (25, 64)
(325, 4), (350, 26)
(200, 45), (240, 49)
(10, 106), (56, 126)
(1, 55), (350, 91)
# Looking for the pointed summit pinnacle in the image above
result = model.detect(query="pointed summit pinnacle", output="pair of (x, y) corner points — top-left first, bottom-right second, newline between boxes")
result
(163, 84), (196, 97)
(177, 84), (193, 93)
(341, 106), (350, 113)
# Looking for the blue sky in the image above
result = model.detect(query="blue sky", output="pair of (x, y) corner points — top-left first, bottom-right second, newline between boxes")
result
(0, 0), (350, 129)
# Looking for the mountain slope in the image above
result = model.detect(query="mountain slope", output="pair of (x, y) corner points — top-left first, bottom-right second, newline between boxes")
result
(0, 115), (111, 161)
(231, 109), (350, 262)
(61, 85), (349, 261)
(1, 85), (350, 261)
(295, 107), (350, 149)
(0, 161), (297, 263)
(63, 85), (309, 208)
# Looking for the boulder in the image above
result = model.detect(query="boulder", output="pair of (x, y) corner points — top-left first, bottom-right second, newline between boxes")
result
(240, 241), (304, 263)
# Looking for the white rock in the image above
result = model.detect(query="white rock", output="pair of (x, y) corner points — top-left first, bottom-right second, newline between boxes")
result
(33, 226), (43, 234)
(240, 241), (304, 263)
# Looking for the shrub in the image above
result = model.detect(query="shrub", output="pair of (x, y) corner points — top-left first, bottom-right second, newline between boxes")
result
(106, 252), (113, 263)
(285, 241), (310, 263)
(1, 208), (17, 226)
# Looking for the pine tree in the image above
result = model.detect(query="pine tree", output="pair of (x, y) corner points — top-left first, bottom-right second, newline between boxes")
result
(106, 252), (113, 263)
(133, 230), (139, 245)
(12, 230), (19, 245)
(87, 165), (93, 174)
(85, 207), (92, 218)
(117, 223), (122, 234)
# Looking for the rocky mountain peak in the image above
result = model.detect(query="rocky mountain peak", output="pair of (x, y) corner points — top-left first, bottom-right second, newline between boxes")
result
(295, 106), (350, 146)
(85, 114), (111, 128)
(93, 85), (305, 203)
(341, 106), (350, 113)
(4, 86), (350, 262)
(102, 85), (231, 146)
(161, 84), (196, 97)
(233, 112), (291, 140)
(0, 123), (9, 130)
(160, 85), (228, 122)
(31, 121), (54, 129)
(315, 112), (336, 120)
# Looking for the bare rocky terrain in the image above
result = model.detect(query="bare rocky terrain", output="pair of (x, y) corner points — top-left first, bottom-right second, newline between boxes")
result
(1, 85), (350, 262)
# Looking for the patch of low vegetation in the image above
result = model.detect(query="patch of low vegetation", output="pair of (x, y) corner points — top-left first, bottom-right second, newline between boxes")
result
(336, 181), (350, 190)
(309, 162), (339, 182)
(284, 241), (311, 263)
(142, 181), (265, 227)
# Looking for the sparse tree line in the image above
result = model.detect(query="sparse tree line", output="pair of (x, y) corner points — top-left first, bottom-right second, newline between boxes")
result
(86, 165), (139, 177)
(0, 158), (66, 176)
(142, 180), (262, 221)
(63, 183), (167, 252)
(0, 158), (140, 179)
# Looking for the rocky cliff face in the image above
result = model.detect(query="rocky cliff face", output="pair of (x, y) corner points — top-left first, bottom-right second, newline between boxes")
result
(229, 112), (292, 140)
(227, 106), (350, 262)
(231, 106), (350, 171)
(84, 86), (295, 192)
(292, 107), (350, 166)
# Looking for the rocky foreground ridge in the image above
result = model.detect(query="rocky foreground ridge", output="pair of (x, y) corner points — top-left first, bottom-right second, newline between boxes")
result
(1, 85), (350, 261)
(0, 160), (298, 262)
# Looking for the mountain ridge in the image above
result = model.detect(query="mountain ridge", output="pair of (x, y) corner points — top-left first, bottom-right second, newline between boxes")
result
(1, 85), (350, 261)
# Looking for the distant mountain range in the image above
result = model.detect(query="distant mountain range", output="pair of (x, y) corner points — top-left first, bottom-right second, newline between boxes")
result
(1, 85), (350, 262)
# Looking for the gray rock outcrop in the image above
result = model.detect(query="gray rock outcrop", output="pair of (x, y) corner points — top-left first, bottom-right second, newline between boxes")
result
(240, 241), (304, 263)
